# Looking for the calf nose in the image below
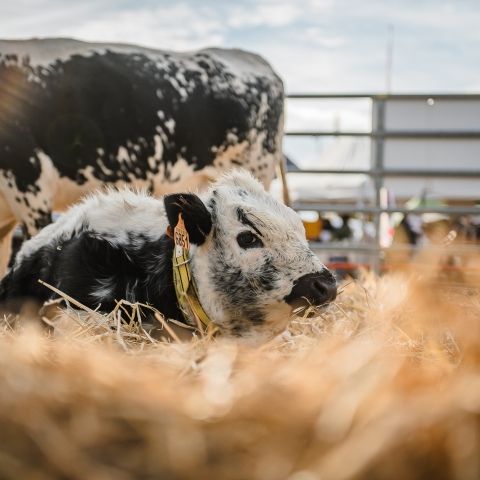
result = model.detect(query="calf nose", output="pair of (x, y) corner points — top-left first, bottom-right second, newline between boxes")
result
(285, 270), (337, 310)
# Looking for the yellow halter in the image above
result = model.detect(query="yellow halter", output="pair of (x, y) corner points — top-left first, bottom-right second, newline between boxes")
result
(170, 213), (214, 332)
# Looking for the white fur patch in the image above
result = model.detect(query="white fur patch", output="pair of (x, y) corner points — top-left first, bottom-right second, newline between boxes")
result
(90, 277), (116, 305)
(16, 188), (168, 266)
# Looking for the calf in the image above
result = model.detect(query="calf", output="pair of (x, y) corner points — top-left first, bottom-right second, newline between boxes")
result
(0, 171), (336, 344)
(0, 38), (284, 271)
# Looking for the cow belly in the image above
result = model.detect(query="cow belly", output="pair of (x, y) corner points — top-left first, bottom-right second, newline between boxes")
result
(54, 163), (213, 211)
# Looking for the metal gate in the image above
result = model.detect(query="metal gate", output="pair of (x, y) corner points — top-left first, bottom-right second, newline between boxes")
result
(285, 93), (480, 272)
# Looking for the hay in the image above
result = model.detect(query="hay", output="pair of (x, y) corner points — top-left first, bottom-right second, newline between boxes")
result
(0, 269), (479, 479)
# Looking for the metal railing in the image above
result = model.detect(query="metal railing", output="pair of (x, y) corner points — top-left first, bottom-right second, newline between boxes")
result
(284, 93), (480, 272)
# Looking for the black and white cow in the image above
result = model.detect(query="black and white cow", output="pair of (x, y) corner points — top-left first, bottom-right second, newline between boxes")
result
(0, 171), (336, 344)
(0, 38), (284, 271)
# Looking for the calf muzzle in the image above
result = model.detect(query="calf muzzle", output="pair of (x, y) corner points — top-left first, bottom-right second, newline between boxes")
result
(285, 270), (337, 312)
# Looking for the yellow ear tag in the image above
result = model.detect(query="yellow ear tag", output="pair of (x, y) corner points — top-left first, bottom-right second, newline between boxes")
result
(171, 213), (214, 332)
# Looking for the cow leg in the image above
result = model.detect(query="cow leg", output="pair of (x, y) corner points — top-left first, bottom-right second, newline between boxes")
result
(0, 190), (17, 277)
(0, 188), (53, 238)
(0, 219), (16, 278)
(0, 147), (57, 239)
(0, 198), (52, 278)
(0, 191), (52, 277)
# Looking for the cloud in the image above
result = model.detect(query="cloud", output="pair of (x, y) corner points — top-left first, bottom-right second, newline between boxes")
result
(227, 2), (303, 28)
(0, 0), (334, 48)
(0, 1), (225, 50)
(56, 4), (225, 50)
(303, 28), (347, 48)
(0, 1), (105, 38)
(0, 0), (478, 93)
(226, 0), (333, 29)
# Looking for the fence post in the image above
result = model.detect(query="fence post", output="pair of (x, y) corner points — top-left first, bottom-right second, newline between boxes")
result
(371, 97), (385, 274)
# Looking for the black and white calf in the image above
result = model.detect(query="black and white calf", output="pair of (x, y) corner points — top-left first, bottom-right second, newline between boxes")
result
(0, 38), (284, 271)
(0, 171), (336, 343)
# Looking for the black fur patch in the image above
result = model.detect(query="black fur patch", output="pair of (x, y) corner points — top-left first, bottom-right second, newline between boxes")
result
(0, 232), (183, 322)
(236, 207), (263, 237)
(164, 193), (212, 245)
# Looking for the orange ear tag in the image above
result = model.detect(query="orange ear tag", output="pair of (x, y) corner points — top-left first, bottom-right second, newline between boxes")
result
(174, 213), (190, 258)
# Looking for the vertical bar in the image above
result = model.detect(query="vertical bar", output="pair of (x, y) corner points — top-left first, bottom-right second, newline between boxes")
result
(371, 98), (386, 274)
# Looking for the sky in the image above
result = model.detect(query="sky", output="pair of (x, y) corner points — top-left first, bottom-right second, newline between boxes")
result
(1, 0), (479, 169)
(2, 0), (479, 94)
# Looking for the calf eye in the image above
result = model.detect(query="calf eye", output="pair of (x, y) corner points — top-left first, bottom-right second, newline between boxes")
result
(237, 231), (263, 249)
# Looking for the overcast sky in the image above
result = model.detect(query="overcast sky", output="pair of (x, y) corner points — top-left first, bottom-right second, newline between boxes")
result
(2, 0), (479, 93)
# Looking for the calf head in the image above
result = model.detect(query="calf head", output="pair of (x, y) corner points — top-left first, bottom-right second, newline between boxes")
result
(164, 171), (336, 344)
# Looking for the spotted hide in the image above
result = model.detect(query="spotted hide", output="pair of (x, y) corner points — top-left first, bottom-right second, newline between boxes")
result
(0, 171), (336, 345)
(0, 38), (284, 273)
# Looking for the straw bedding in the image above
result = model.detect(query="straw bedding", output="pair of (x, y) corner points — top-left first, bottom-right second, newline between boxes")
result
(0, 267), (479, 480)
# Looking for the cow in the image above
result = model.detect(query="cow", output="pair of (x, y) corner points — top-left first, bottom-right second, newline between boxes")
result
(0, 170), (336, 345)
(0, 38), (284, 273)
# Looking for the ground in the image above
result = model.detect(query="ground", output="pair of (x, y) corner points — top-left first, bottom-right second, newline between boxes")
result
(0, 264), (479, 480)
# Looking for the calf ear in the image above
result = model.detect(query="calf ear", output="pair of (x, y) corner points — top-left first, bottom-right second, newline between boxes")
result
(164, 193), (212, 245)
